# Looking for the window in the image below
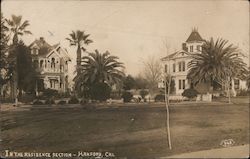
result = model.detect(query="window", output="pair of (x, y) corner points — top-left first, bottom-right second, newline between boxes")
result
(178, 62), (181, 72)
(182, 62), (185, 71)
(40, 60), (43, 68)
(165, 64), (168, 73)
(178, 61), (185, 72)
(173, 63), (176, 72)
(182, 80), (185, 89)
(50, 81), (53, 88)
(51, 58), (55, 70)
(197, 45), (200, 51)
(190, 46), (193, 52)
(179, 80), (182, 90)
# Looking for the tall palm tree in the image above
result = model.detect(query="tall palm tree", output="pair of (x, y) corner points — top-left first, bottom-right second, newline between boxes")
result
(66, 30), (93, 75)
(75, 50), (125, 98)
(188, 38), (247, 102)
(5, 15), (32, 103)
(5, 15), (32, 44)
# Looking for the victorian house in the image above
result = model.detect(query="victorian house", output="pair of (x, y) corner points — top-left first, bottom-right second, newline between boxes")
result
(29, 37), (71, 94)
(161, 29), (247, 100)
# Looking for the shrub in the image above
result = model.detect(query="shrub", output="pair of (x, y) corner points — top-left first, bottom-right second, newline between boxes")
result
(45, 98), (55, 105)
(42, 88), (58, 98)
(182, 88), (198, 100)
(80, 98), (88, 105)
(33, 100), (44, 105)
(68, 96), (79, 104)
(237, 89), (249, 96)
(19, 94), (35, 103)
(89, 82), (111, 101)
(139, 89), (149, 99)
(121, 91), (133, 103)
(57, 100), (67, 105)
(154, 94), (165, 102)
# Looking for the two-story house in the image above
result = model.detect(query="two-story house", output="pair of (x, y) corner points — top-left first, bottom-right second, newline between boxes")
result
(29, 37), (71, 94)
(161, 29), (248, 100)
(161, 29), (204, 97)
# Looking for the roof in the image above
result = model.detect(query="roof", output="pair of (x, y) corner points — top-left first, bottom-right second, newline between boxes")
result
(161, 50), (189, 61)
(186, 29), (203, 42)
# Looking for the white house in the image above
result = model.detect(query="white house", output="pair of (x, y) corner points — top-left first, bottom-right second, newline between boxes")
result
(29, 37), (71, 93)
(161, 29), (247, 100)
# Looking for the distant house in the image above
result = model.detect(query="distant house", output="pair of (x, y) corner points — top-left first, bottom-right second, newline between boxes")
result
(29, 37), (71, 94)
(161, 29), (247, 100)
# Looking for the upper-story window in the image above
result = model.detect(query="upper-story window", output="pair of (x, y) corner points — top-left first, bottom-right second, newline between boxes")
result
(178, 61), (185, 72)
(190, 46), (193, 52)
(173, 63), (176, 72)
(32, 48), (38, 55)
(197, 45), (201, 51)
(40, 60), (44, 68)
(164, 64), (168, 73)
(51, 58), (56, 70)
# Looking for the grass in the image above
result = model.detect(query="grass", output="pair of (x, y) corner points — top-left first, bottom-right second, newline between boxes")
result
(0, 98), (249, 158)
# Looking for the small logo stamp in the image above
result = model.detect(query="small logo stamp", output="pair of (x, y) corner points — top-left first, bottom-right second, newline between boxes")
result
(220, 139), (235, 147)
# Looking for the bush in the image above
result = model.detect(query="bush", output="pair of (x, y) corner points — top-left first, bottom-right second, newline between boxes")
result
(57, 100), (67, 105)
(89, 82), (111, 101)
(139, 89), (149, 99)
(33, 100), (44, 105)
(19, 94), (35, 103)
(68, 96), (79, 104)
(42, 89), (58, 98)
(182, 88), (198, 100)
(237, 89), (249, 96)
(45, 98), (55, 105)
(121, 91), (133, 103)
(80, 98), (88, 105)
(154, 94), (165, 102)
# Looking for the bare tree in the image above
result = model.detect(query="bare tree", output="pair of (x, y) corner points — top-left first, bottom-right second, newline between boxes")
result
(162, 38), (172, 150)
(142, 55), (162, 96)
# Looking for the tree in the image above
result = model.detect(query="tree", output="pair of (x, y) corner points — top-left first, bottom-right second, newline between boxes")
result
(123, 75), (136, 90)
(139, 89), (149, 101)
(5, 15), (32, 44)
(142, 56), (162, 96)
(134, 75), (147, 89)
(8, 41), (36, 97)
(188, 38), (248, 103)
(75, 50), (125, 100)
(66, 30), (93, 75)
(5, 14), (32, 103)
(0, 13), (10, 96)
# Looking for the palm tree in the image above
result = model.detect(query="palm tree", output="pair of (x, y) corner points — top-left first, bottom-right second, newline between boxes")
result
(5, 15), (32, 103)
(188, 38), (247, 102)
(5, 15), (32, 44)
(75, 50), (125, 99)
(66, 30), (93, 75)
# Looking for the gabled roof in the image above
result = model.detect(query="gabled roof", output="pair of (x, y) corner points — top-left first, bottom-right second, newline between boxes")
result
(29, 38), (71, 60)
(186, 28), (203, 42)
(29, 37), (51, 49)
(161, 50), (189, 61)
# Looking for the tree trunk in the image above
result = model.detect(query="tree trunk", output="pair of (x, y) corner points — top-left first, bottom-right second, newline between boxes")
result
(76, 46), (81, 75)
(164, 76), (172, 150)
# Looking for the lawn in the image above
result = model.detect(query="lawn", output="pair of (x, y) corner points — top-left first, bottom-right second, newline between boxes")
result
(0, 99), (249, 158)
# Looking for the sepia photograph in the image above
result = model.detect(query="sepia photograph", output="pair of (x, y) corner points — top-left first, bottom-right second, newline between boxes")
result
(0, 0), (249, 158)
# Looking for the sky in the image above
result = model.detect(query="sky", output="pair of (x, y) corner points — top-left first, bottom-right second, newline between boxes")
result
(2, 0), (249, 79)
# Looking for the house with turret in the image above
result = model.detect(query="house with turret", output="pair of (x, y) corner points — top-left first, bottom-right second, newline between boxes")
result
(161, 29), (247, 101)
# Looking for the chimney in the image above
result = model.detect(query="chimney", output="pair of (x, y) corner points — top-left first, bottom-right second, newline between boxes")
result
(182, 43), (188, 51)
(40, 37), (45, 43)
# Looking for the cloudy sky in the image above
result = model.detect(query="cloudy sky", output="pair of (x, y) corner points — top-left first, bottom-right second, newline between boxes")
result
(2, 0), (249, 78)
